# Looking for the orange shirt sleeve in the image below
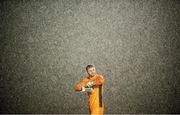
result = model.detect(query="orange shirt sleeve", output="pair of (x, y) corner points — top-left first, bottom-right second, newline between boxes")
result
(93, 75), (104, 86)
(75, 78), (88, 92)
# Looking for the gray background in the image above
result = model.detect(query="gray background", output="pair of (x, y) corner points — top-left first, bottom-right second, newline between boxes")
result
(0, 0), (180, 114)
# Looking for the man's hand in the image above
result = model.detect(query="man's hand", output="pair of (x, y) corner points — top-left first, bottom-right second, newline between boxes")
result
(87, 81), (94, 88)
(80, 87), (85, 92)
(80, 87), (93, 93)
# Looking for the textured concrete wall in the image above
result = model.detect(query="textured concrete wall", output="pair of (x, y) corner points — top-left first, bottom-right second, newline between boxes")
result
(0, 0), (180, 114)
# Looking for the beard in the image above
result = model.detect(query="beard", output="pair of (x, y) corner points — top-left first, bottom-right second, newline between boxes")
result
(90, 73), (96, 77)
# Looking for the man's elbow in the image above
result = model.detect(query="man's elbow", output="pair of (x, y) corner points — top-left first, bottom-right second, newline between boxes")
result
(74, 86), (81, 92)
(99, 75), (105, 85)
(101, 79), (105, 85)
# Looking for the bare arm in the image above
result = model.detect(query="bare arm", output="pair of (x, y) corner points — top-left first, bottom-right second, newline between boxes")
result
(75, 78), (88, 92)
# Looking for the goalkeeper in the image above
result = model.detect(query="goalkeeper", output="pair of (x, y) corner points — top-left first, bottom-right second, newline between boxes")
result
(75, 65), (105, 115)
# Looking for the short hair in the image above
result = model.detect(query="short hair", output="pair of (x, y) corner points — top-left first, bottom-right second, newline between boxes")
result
(86, 65), (95, 71)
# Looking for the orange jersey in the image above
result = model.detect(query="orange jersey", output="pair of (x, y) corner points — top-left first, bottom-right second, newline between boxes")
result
(75, 74), (105, 115)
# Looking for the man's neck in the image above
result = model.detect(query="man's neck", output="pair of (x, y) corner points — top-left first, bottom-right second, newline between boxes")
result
(88, 74), (97, 79)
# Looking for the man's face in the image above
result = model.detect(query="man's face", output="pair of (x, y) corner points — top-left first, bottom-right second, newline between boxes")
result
(87, 67), (96, 77)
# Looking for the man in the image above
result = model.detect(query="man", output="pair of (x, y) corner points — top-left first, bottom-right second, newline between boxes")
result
(75, 65), (105, 115)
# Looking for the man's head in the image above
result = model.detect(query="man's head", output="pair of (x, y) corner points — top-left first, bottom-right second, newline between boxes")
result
(86, 65), (96, 77)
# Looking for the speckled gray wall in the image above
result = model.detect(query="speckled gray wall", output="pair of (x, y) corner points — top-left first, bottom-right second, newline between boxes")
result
(0, 0), (180, 114)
